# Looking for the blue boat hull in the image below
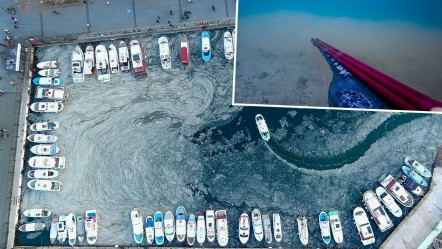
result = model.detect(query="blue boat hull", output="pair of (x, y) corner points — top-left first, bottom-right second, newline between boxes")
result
(32, 77), (63, 87)
(154, 212), (164, 245)
(201, 32), (212, 62)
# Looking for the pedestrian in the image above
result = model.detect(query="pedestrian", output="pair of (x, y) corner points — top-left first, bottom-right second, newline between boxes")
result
(9, 79), (15, 86)
(52, 10), (60, 14)
(168, 20), (171, 24)
(13, 20), (17, 24)
(212, 5), (215, 11)
(169, 9), (173, 15)
(157, 16), (160, 20)
(169, 23), (173, 27)
(106, 1), (110, 5)
(89, 0), (93, 4)
(13, 24), (18, 29)
(4, 29), (10, 34)
(156, 19), (160, 23)
(0, 90), (4, 96)
(83, 0), (87, 3)
(188, 0), (192, 2)
(87, 23), (91, 27)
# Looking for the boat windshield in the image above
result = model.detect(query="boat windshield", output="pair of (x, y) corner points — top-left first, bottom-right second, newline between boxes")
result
(133, 54), (140, 61)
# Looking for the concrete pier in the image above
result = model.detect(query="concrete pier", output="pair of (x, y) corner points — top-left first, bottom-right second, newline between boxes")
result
(380, 146), (442, 249)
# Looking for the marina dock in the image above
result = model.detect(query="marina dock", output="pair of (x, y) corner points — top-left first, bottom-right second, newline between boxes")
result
(380, 146), (442, 249)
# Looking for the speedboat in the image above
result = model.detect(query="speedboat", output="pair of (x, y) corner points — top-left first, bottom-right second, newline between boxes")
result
(164, 210), (175, 242)
(34, 86), (68, 101)
(50, 214), (58, 244)
(32, 77), (62, 87)
(263, 213), (272, 244)
(30, 121), (59, 131)
(27, 169), (59, 179)
(232, 29), (236, 50)
(180, 35), (190, 65)
(404, 157), (432, 178)
(255, 114), (270, 141)
(130, 40), (147, 79)
(215, 210), (228, 247)
(297, 214), (309, 246)
(19, 222), (45, 232)
(145, 216), (154, 244)
(85, 209), (98, 245)
(23, 208), (51, 218)
(67, 213), (77, 246)
(30, 102), (64, 113)
(108, 43), (120, 74)
(223, 31), (234, 60)
(158, 36), (172, 69)
(72, 46), (85, 82)
(206, 210), (216, 242)
(154, 211), (165, 245)
(328, 211), (344, 244)
(38, 69), (60, 77)
(28, 156), (66, 169)
(95, 44), (110, 82)
(37, 60), (58, 69)
(187, 214), (196, 246)
(77, 215), (85, 242)
(131, 208), (144, 244)
(376, 186), (403, 218)
(239, 212), (250, 244)
(196, 212), (206, 245)
(399, 175), (425, 196)
(353, 207), (375, 246)
(118, 41), (130, 73)
(201, 31), (211, 62)
(378, 173), (414, 207)
(176, 206), (187, 242)
(27, 179), (61, 191)
(273, 213), (282, 242)
(30, 145), (59, 155)
(402, 166), (428, 187)
(58, 215), (67, 243)
(251, 209), (263, 241)
(84, 45), (95, 76)
(27, 134), (58, 143)
(363, 190), (394, 232)
(319, 212), (331, 244)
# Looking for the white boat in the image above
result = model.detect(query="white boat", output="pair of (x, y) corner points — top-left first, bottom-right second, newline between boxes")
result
(405, 157), (432, 178)
(77, 215), (85, 242)
(251, 209), (263, 241)
(27, 179), (61, 191)
(130, 40), (147, 79)
(239, 212), (250, 244)
(27, 169), (59, 179)
(58, 215), (68, 244)
(84, 45), (95, 76)
(118, 41), (130, 73)
(34, 86), (68, 101)
(158, 36), (172, 69)
(363, 190), (394, 232)
(72, 46), (85, 83)
(262, 213), (272, 244)
(232, 29), (236, 50)
(378, 173), (414, 207)
(319, 212), (331, 244)
(38, 69), (60, 77)
(95, 44), (111, 82)
(27, 134), (58, 144)
(131, 208), (144, 244)
(215, 210), (228, 247)
(145, 216), (154, 244)
(85, 209), (98, 245)
(30, 144), (59, 156)
(206, 210), (216, 243)
(223, 31), (234, 60)
(297, 215), (309, 246)
(353, 207), (375, 246)
(19, 222), (45, 232)
(196, 212), (206, 245)
(255, 114), (270, 141)
(30, 102), (64, 113)
(376, 186), (403, 218)
(273, 213), (282, 242)
(67, 213), (77, 246)
(50, 214), (58, 244)
(23, 208), (51, 218)
(187, 214), (196, 246)
(28, 156), (66, 169)
(30, 121), (59, 132)
(176, 206), (187, 242)
(328, 211), (344, 244)
(108, 43), (120, 74)
(32, 77), (62, 87)
(180, 35), (190, 66)
(154, 211), (165, 245)
(37, 60), (58, 69)
(164, 211), (175, 242)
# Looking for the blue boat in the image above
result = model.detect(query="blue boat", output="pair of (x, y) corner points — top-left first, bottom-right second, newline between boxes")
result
(176, 206), (187, 242)
(154, 211), (164, 245)
(318, 212), (331, 244)
(201, 32), (212, 62)
(32, 77), (63, 87)
(402, 166), (428, 187)
(145, 216), (154, 244)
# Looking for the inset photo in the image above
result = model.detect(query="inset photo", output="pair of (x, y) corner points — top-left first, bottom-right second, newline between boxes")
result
(233, 0), (442, 112)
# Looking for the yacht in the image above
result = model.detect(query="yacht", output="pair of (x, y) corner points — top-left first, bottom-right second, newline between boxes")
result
(206, 210), (216, 242)
(131, 208), (144, 244)
(85, 209), (98, 245)
(251, 209), (263, 241)
(108, 43), (120, 74)
(378, 173), (414, 207)
(297, 214), (309, 246)
(255, 114), (270, 141)
(353, 207), (375, 246)
(376, 186), (403, 217)
(215, 210), (228, 247)
(363, 190), (394, 232)
(84, 45), (95, 76)
(130, 40), (147, 79)
(95, 44), (111, 82)
(118, 41), (131, 72)
(72, 46), (85, 82)
(328, 211), (344, 243)
(239, 212), (250, 244)
(158, 36), (172, 69)
(223, 31), (234, 60)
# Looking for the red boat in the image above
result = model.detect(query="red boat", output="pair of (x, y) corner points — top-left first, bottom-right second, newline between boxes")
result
(129, 40), (147, 79)
(180, 35), (190, 66)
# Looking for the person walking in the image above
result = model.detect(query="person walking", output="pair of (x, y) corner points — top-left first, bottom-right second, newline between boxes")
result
(52, 10), (60, 14)
(0, 90), (4, 96)
(9, 79), (15, 86)
(169, 9), (173, 15)
(212, 5), (216, 11)
(4, 29), (10, 34)
(156, 19), (160, 23)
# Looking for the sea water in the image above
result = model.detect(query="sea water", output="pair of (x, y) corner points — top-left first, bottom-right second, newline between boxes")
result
(18, 29), (442, 248)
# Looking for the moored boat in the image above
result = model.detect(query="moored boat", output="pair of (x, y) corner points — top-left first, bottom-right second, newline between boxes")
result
(196, 212), (206, 245)
(158, 36), (172, 69)
(206, 210), (216, 243)
(239, 212), (250, 244)
(402, 165), (428, 187)
(27, 179), (61, 191)
(176, 206), (187, 242)
(251, 209), (263, 242)
(187, 214), (196, 246)
(30, 102), (64, 113)
(378, 173), (414, 207)
(164, 210), (175, 242)
(328, 211), (344, 244)
(201, 32), (211, 62)
(34, 86), (68, 101)
(180, 35), (190, 66)
(19, 222), (45, 232)
(30, 121), (59, 132)
(363, 190), (393, 232)
(131, 208), (144, 244)
(38, 69), (60, 77)
(84, 45), (95, 76)
(37, 60), (58, 69)
(23, 208), (51, 218)
(118, 41), (131, 73)
(319, 212), (331, 244)
(215, 210), (228, 247)
(145, 216), (154, 244)
(32, 77), (62, 87)
(255, 114), (270, 141)
(67, 213), (77, 246)
(223, 31), (234, 60)
(72, 46), (85, 83)
(273, 213), (282, 242)
(353, 207), (375, 246)
(29, 156), (66, 169)
(154, 211), (165, 245)
(404, 157), (432, 178)
(50, 214), (58, 244)
(297, 214), (309, 246)
(77, 215), (85, 242)
(27, 134), (58, 144)
(263, 213), (272, 244)
(375, 186), (403, 218)
(108, 43), (120, 74)
(30, 144), (59, 156)
(130, 40), (147, 79)
(85, 209), (98, 245)
(57, 215), (67, 244)
(399, 175), (425, 196)
(95, 44), (111, 82)
(27, 169), (59, 179)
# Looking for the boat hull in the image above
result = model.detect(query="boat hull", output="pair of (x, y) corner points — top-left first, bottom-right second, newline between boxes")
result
(72, 46), (85, 83)
(201, 32), (212, 62)
(32, 77), (62, 87)
(215, 210), (228, 247)
(405, 157), (432, 178)
(206, 210), (216, 242)
(23, 209), (51, 218)
(30, 121), (59, 132)
(328, 211), (344, 244)
(187, 214), (196, 246)
(223, 31), (234, 60)
(196, 212), (206, 245)
(376, 186), (403, 218)
(239, 213), (250, 244)
(319, 212), (331, 244)
(297, 215), (309, 246)
(154, 211), (165, 245)
(353, 207), (375, 246)
(251, 209), (263, 242)
(402, 165), (428, 187)
(164, 211), (175, 242)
